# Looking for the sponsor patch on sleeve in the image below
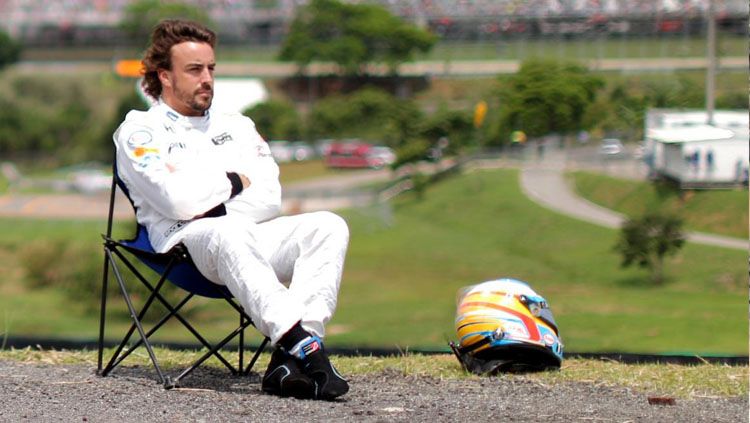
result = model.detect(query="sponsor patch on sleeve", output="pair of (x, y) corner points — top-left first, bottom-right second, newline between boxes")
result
(256, 143), (272, 158)
(125, 130), (161, 168)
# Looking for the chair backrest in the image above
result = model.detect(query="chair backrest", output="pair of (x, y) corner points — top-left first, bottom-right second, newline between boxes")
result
(108, 162), (231, 299)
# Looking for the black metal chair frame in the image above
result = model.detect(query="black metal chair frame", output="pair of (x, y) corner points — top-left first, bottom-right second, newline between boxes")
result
(96, 164), (270, 389)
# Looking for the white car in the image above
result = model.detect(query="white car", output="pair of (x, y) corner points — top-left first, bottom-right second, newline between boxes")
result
(599, 138), (624, 156)
(289, 142), (316, 161)
(367, 146), (397, 168)
(268, 140), (316, 162)
(70, 169), (112, 194)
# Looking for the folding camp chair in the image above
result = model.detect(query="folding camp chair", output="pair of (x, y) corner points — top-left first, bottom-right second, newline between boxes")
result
(97, 163), (270, 389)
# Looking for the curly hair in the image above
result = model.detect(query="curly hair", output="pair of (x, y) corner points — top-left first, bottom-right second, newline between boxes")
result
(141, 19), (216, 100)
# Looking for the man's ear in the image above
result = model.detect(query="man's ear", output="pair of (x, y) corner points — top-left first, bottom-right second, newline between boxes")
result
(157, 68), (171, 89)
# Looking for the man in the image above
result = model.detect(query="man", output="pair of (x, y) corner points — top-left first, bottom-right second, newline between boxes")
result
(113, 19), (349, 400)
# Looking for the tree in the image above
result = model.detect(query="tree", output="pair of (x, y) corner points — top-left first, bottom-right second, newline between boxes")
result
(0, 30), (21, 71)
(614, 212), (686, 284)
(585, 83), (649, 141)
(243, 100), (303, 141)
(307, 87), (422, 147)
(120, 0), (211, 44)
(420, 107), (474, 155)
(643, 75), (703, 109)
(279, 0), (436, 75)
(489, 59), (603, 146)
(0, 76), (97, 161)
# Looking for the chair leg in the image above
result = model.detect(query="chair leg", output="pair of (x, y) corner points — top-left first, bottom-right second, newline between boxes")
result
(171, 319), (255, 387)
(104, 249), (243, 378)
(245, 337), (271, 375)
(104, 249), (168, 386)
(97, 250), (111, 374)
(100, 245), (270, 388)
(111, 249), (241, 372)
(104, 290), (191, 373)
(239, 312), (245, 371)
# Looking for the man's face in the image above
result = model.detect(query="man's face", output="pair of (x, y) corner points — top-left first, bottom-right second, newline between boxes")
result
(159, 41), (215, 116)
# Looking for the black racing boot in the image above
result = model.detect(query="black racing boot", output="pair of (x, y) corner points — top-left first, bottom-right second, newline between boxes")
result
(289, 336), (349, 400)
(261, 348), (315, 399)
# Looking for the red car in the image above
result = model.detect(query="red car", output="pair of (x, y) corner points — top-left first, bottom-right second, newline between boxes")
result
(324, 142), (396, 169)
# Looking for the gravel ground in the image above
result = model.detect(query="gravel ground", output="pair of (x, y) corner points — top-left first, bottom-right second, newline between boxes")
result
(1, 360), (747, 422)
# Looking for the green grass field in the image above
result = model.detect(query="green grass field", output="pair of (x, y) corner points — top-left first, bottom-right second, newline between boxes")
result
(417, 36), (747, 61)
(569, 171), (749, 238)
(333, 168), (747, 354)
(0, 168), (745, 356)
(21, 35), (747, 62)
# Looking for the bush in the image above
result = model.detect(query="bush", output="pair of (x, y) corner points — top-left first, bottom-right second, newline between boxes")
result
(392, 138), (430, 169)
(0, 30), (21, 71)
(613, 212), (686, 285)
(0, 76), (100, 162)
(243, 99), (302, 141)
(19, 237), (183, 318)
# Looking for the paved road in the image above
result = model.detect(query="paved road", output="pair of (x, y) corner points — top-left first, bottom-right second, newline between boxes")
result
(0, 169), (392, 220)
(519, 148), (748, 251)
(16, 56), (748, 77)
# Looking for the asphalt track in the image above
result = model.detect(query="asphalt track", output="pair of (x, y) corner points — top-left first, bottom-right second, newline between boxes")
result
(15, 56), (748, 77)
(2, 359), (745, 422)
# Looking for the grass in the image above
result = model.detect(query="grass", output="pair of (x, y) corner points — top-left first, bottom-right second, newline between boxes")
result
(569, 171), (749, 238)
(0, 348), (745, 399)
(0, 169), (746, 355)
(419, 36), (747, 61)
(20, 35), (748, 62)
(278, 159), (336, 184)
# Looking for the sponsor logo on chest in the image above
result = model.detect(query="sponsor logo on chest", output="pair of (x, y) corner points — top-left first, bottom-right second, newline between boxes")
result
(211, 132), (233, 145)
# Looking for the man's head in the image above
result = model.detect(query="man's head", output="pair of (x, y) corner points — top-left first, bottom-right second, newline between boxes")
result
(142, 20), (216, 116)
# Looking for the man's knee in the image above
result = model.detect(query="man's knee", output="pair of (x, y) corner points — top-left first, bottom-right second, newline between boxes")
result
(310, 211), (349, 243)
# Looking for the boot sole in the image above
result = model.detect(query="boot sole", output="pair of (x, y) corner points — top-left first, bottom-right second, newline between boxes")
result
(263, 376), (315, 400)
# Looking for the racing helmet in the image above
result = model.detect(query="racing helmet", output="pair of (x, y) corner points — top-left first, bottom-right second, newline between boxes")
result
(449, 278), (563, 374)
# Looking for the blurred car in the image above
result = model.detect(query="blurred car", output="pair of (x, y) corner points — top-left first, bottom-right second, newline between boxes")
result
(324, 142), (396, 169)
(268, 140), (315, 163)
(288, 141), (316, 161)
(268, 140), (293, 163)
(313, 139), (335, 157)
(599, 138), (624, 156)
(70, 168), (111, 194)
(367, 146), (397, 168)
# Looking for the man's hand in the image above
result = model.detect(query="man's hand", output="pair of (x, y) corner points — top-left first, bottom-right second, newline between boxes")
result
(239, 173), (251, 189)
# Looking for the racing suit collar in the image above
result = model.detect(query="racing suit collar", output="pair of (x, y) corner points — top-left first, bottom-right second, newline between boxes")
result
(157, 99), (210, 130)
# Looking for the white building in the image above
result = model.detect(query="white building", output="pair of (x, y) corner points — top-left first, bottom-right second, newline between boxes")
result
(644, 109), (748, 188)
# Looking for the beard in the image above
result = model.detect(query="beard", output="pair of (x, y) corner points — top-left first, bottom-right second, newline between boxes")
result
(176, 82), (213, 114)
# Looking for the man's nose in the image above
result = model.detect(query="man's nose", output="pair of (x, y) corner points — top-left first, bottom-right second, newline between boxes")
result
(200, 67), (213, 83)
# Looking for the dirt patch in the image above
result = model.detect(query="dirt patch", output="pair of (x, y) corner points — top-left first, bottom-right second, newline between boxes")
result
(0, 360), (746, 422)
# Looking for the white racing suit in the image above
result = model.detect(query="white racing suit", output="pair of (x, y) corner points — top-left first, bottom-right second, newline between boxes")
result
(113, 101), (348, 344)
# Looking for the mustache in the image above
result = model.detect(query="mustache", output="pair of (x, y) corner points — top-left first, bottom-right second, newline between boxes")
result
(196, 83), (213, 95)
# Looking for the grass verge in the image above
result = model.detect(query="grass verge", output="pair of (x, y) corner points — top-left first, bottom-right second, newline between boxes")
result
(0, 348), (745, 399)
(569, 171), (749, 238)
